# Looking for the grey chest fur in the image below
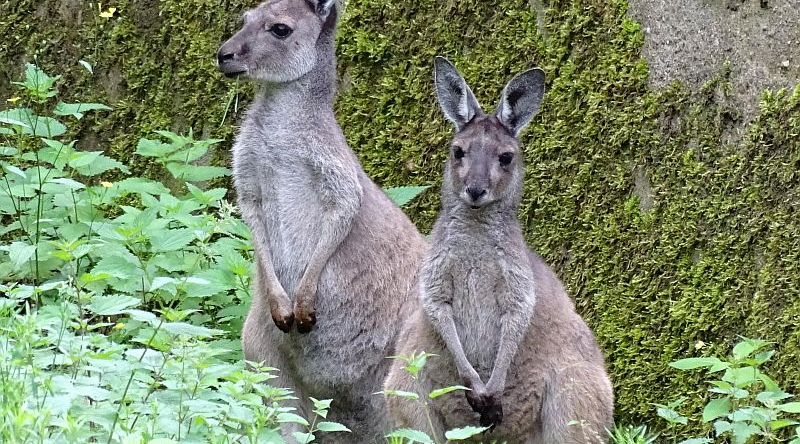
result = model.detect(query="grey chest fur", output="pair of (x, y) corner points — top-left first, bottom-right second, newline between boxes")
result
(239, 139), (327, 292)
(448, 245), (509, 376)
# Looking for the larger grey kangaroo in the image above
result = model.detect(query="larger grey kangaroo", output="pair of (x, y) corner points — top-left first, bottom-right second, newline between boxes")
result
(384, 57), (614, 444)
(216, 1), (426, 442)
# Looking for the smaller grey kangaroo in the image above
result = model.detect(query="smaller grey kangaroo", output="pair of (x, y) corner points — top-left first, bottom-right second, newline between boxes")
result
(384, 57), (614, 444)
(216, 0), (426, 442)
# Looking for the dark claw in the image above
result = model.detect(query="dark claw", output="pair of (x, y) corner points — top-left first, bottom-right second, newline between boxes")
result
(295, 310), (316, 334)
(465, 387), (503, 429)
(272, 312), (294, 333)
(465, 389), (489, 414)
(479, 395), (503, 429)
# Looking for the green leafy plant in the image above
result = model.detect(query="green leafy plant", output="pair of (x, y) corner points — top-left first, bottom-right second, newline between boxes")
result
(1, 63), (254, 341)
(657, 337), (800, 444)
(276, 397), (351, 444)
(382, 351), (489, 444)
(607, 424), (659, 444)
(0, 286), (292, 444)
(383, 186), (429, 207)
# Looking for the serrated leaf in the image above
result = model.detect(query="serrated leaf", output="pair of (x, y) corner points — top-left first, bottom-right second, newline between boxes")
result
(124, 309), (158, 325)
(0, 108), (65, 137)
(0, 116), (30, 128)
(779, 402), (800, 413)
(150, 228), (195, 252)
(0, 146), (18, 156)
(723, 366), (760, 387)
(310, 397), (332, 411)
(669, 357), (723, 370)
(756, 390), (791, 404)
(445, 426), (490, 440)
(72, 152), (126, 176)
(316, 422), (350, 432)
(386, 428), (435, 444)
(382, 390), (420, 400)
(702, 398), (731, 422)
(383, 186), (429, 207)
(49, 177), (85, 190)
(115, 177), (170, 196)
(54, 102), (111, 120)
(656, 407), (688, 425)
(758, 372), (780, 392)
(732, 341), (759, 360)
(3, 164), (26, 179)
(87, 295), (140, 315)
(714, 420), (733, 435)
(161, 321), (221, 338)
(136, 138), (176, 158)
(8, 241), (37, 269)
(277, 412), (310, 426)
(429, 385), (470, 398)
(730, 422), (760, 444)
(291, 432), (314, 444)
(149, 276), (177, 292)
(771, 419), (800, 431)
(166, 163), (230, 182)
(92, 253), (141, 279)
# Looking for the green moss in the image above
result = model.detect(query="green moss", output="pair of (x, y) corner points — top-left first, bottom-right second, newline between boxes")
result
(2, 0), (800, 432)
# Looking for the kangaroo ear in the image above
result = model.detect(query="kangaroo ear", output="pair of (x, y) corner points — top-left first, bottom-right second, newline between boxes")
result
(434, 57), (483, 132)
(494, 68), (545, 137)
(308, 0), (336, 18)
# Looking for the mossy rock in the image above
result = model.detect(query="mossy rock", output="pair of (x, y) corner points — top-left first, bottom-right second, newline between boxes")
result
(2, 0), (799, 432)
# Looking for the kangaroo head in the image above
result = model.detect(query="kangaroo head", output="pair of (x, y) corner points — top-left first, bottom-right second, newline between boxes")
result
(434, 57), (545, 211)
(217, 0), (336, 83)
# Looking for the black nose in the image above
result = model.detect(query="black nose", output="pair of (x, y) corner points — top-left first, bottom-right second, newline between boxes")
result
(466, 187), (487, 201)
(217, 50), (235, 66)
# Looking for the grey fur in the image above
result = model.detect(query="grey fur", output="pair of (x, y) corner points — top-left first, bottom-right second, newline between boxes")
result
(217, 1), (426, 442)
(385, 58), (613, 444)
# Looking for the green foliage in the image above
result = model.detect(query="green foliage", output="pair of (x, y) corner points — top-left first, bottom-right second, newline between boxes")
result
(0, 64), (251, 341)
(277, 397), (352, 444)
(658, 338), (800, 444)
(383, 351), (489, 444)
(4, 0), (800, 433)
(384, 186), (430, 207)
(1, 286), (291, 444)
(607, 424), (659, 444)
(0, 64), (351, 444)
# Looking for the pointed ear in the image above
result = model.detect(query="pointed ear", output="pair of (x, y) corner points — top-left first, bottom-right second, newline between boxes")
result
(494, 68), (545, 136)
(308, 0), (336, 18)
(434, 56), (483, 132)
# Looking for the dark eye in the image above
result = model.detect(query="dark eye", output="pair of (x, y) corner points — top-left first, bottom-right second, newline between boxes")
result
(268, 23), (293, 39)
(499, 152), (514, 166)
(453, 146), (465, 160)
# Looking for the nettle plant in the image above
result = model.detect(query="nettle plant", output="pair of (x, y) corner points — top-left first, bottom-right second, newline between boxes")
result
(0, 63), (357, 443)
(0, 63), (254, 339)
(656, 337), (800, 444)
(382, 351), (489, 444)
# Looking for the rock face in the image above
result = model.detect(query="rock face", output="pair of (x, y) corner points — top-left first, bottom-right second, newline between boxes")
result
(628, 0), (800, 119)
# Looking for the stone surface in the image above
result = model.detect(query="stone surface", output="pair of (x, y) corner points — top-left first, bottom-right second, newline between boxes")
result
(628, 0), (800, 120)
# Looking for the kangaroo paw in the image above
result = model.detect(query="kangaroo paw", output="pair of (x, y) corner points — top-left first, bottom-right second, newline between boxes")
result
(294, 305), (317, 334)
(271, 310), (294, 333)
(479, 395), (503, 429)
